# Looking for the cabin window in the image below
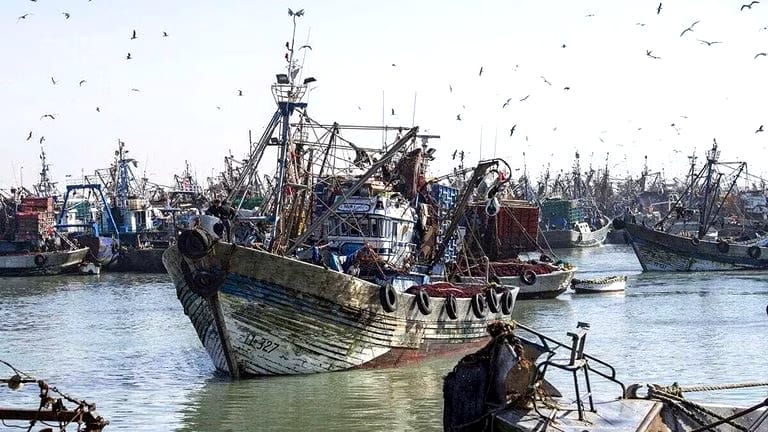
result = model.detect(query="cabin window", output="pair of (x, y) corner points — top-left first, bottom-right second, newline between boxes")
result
(369, 217), (379, 237)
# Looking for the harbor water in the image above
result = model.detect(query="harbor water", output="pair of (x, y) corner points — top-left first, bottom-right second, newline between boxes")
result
(1, 244), (767, 431)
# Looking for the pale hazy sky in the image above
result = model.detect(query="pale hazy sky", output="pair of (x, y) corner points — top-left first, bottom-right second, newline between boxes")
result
(1, 0), (767, 191)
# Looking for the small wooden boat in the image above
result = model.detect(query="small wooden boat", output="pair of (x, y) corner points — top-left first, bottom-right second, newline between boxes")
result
(0, 247), (90, 276)
(571, 274), (627, 294)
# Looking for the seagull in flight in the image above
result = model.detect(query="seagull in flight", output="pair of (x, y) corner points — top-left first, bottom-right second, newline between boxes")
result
(391, 108), (395, 116)
(519, 95), (530, 102)
(541, 76), (551, 86)
(62, 12), (71, 19)
(26, 131), (33, 141)
(657, 2), (662, 14)
(126, 52), (132, 60)
(96, 107), (101, 112)
(79, 79), (87, 86)
(40, 114), (57, 120)
(680, 21), (700, 37)
(51, 77), (58, 85)
(757, 125), (765, 133)
(237, 89), (243, 96)
(741, 1), (760, 10)
(39, 136), (45, 144)
(755, 52), (767, 59)
(502, 98), (512, 108)
(456, 114), (462, 121)
(163, 31), (169, 37)
(17, 13), (33, 22)
(298, 44), (312, 50)
(452, 150), (458, 160)
(563, 86), (571, 91)
(288, 8), (305, 17)
(130, 88), (141, 92)
(698, 40), (722, 46)
(510, 125), (517, 136)
(646, 50), (661, 59)
(131, 30), (137, 40)
(479, 66), (484, 76)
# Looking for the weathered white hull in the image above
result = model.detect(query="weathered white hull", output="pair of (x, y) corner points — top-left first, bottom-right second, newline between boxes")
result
(463, 268), (576, 299)
(0, 248), (90, 276)
(623, 222), (768, 271)
(572, 276), (627, 294)
(164, 231), (520, 377)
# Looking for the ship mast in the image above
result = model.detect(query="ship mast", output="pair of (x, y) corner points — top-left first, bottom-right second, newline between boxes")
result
(33, 146), (59, 199)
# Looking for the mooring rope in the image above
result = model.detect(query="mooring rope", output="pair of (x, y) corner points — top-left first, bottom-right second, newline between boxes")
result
(677, 381), (768, 393)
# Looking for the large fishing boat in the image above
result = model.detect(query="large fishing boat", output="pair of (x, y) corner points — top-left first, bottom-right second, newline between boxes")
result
(163, 14), (522, 377)
(615, 142), (768, 271)
(0, 151), (90, 276)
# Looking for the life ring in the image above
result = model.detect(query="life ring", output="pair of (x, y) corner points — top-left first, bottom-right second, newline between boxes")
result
(691, 237), (700, 245)
(520, 270), (537, 286)
(471, 293), (487, 318)
(189, 270), (221, 298)
(415, 289), (432, 315)
(379, 284), (397, 313)
(716, 240), (729, 254)
(34, 254), (47, 267)
(748, 246), (761, 259)
(500, 289), (514, 315)
(486, 290), (500, 313)
(445, 295), (458, 320)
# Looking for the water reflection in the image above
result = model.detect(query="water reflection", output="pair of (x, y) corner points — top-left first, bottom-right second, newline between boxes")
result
(178, 360), (454, 432)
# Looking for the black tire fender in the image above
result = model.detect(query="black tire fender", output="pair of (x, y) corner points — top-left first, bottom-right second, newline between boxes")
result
(716, 240), (729, 254)
(189, 270), (221, 298)
(748, 245), (761, 259)
(486, 290), (500, 313)
(445, 295), (458, 320)
(520, 270), (537, 286)
(380, 284), (397, 313)
(415, 288), (433, 315)
(500, 289), (514, 315)
(471, 293), (487, 318)
(34, 254), (47, 267)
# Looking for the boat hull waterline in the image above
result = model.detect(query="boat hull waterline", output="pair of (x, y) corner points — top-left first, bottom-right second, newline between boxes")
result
(0, 247), (90, 276)
(163, 237), (520, 377)
(623, 222), (768, 271)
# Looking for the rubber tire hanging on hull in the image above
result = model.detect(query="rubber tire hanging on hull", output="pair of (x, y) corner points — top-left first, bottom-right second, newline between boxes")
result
(748, 246), (761, 259)
(471, 293), (487, 318)
(717, 240), (730, 254)
(178, 229), (215, 260)
(486, 290), (500, 313)
(380, 284), (398, 313)
(415, 289), (433, 315)
(34, 254), (47, 267)
(520, 270), (537, 286)
(500, 289), (514, 315)
(445, 295), (458, 320)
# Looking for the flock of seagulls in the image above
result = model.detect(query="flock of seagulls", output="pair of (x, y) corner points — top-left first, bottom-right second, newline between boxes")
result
(11, 3), (768, 164)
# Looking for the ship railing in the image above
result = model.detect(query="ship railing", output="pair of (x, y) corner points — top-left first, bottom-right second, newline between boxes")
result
(271, 83), (307, 104)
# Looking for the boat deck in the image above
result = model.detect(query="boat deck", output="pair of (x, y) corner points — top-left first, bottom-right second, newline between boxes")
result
(492, 398), (663, 432)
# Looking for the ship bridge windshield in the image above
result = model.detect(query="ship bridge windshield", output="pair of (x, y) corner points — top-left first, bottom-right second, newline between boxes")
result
(328, 215), (392, 238)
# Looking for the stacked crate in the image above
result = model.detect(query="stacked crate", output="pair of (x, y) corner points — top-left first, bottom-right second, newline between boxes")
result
(14, 197), (56, 243)
(466, 200), (540, 259)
